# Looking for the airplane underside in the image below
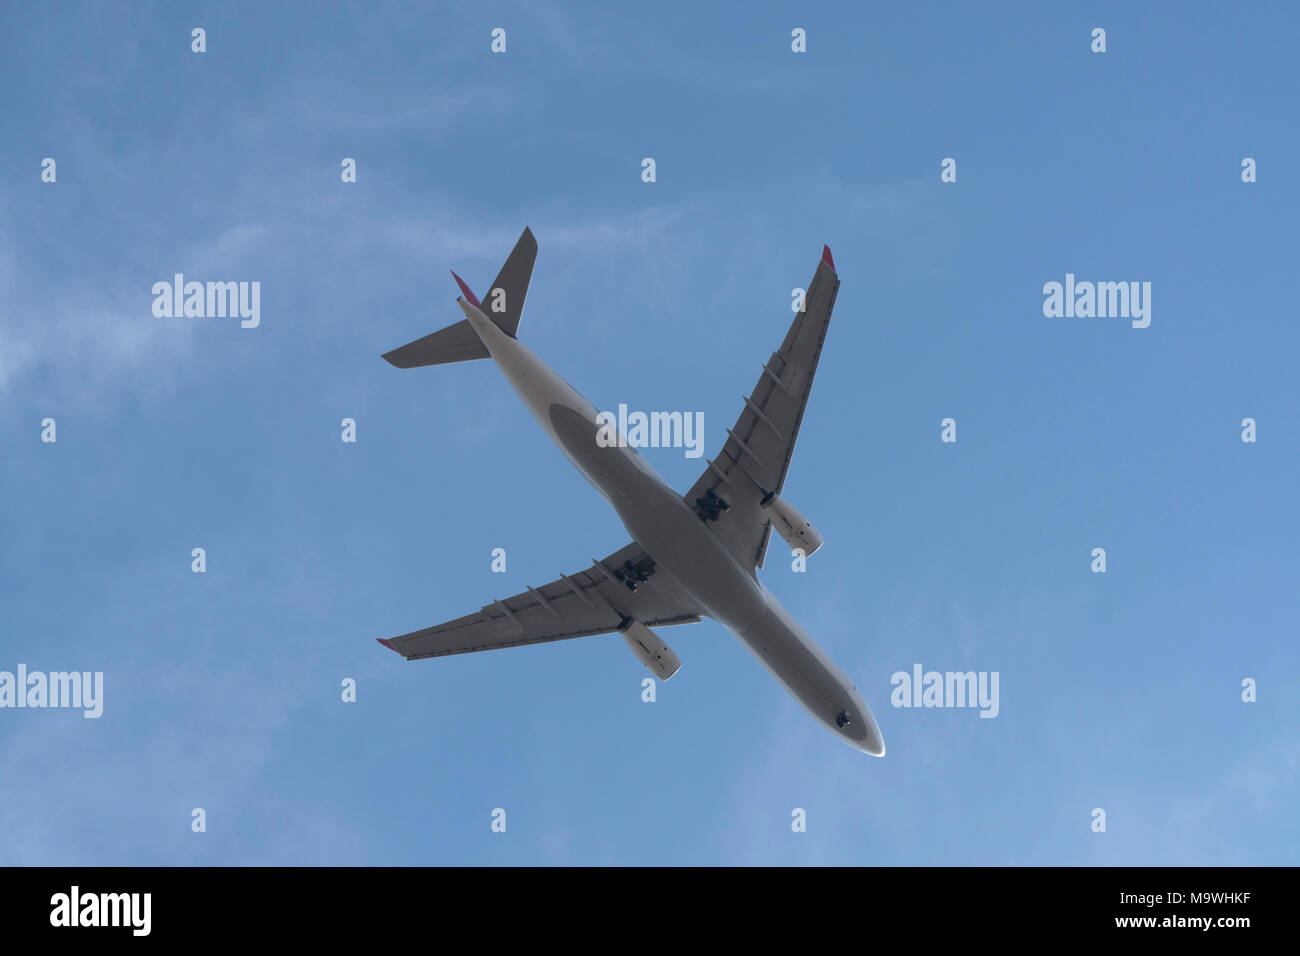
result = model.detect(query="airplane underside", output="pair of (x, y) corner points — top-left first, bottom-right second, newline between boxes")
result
(377, 228), (885, 756)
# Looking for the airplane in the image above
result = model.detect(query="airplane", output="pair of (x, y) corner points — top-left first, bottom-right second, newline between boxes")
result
(378, 228), (885, 756)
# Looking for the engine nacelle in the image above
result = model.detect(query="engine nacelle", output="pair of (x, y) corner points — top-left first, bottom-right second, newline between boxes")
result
(762, 495), (824, 557)
(618, 618), (682, 680)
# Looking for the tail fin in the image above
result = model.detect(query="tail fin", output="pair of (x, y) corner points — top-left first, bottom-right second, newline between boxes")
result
(480, 226), (537, 337)
(381, 226), (538, 369)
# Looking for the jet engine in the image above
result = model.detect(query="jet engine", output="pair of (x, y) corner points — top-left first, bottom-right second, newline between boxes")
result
(618, 618), (682, 680)
(761, 494), (824, 556)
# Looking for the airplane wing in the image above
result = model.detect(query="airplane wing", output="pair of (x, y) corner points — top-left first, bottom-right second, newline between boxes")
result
(682, 245), (840, 571)
(378, 541), (703, 661)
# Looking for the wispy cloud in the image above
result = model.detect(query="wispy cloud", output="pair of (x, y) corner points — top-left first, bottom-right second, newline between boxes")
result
(0, 223), (279, 403)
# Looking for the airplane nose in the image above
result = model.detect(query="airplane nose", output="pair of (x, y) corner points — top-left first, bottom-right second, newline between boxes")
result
(854, 717), (886, 757)
(860, 726), (886, 757)
(840, 698), (886, 757)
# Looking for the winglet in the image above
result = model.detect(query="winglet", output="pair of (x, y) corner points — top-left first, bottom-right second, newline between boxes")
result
(450, 270), (481, 309)
(377, 637), (402, 656)
(822, 245), (835, 271)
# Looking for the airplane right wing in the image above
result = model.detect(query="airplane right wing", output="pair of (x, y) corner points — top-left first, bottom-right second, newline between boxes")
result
(682, 245), (840, 571)
(378, 541), (702, 662)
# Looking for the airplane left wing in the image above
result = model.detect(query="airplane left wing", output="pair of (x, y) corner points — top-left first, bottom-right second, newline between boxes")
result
(378, 542), (702, 661)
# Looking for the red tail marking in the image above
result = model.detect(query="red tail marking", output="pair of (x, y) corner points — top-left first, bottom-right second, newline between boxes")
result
(450, 270), (481, 309)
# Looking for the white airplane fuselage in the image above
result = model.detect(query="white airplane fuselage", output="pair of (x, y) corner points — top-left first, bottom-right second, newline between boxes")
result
(459, 297), (884, 755)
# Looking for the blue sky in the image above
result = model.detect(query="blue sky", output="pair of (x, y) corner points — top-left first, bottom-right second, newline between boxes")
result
(1, 1), (1296, 865)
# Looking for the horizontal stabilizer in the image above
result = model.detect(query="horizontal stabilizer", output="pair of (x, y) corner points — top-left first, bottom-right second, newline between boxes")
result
(382, 319), (489, 368)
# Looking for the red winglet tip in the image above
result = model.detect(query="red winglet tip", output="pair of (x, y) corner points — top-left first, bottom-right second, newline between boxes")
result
(450, 270), (481, 309)
(822, 245), (835, 271)
(377, 637), (401, 655)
